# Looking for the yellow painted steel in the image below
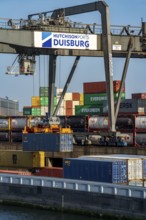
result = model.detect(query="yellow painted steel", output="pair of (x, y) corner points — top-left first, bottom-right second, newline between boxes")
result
(0, 151), (33, 168)
(23, 117), (73, 134)
(32, 151), (45, 168)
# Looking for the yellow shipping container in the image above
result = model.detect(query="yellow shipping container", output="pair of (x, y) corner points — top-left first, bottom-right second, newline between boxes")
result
(31, 96), (40, 107)
(32, 151), (45, 168)
(80, 93), (84, 105)
(0, 151), (33, 168)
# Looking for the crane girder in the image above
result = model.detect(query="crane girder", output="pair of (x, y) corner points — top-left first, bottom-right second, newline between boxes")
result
(0, 29), (144, 58)
(0, 0), (145, 132)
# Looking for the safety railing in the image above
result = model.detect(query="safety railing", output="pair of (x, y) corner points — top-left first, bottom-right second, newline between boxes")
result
(0, 173), (146, 199)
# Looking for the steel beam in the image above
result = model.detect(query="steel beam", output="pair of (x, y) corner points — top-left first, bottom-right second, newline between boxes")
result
(48, 55), (57, 116)
(99, 2), (115, 132)
(115, 37), (133, 121)
(53, 56), (80, 116)
(51, 1), (115, 131)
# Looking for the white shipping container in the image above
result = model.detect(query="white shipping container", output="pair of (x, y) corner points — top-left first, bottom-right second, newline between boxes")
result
(128, 180), (143, 187)
(89, 116), (108, 129)
(56, 88), (63, 96)
(41, 106), (48, 116)
(56, 107), (65, 116)
(64, 93), (73, 101)
(72, 101), (80, 108)
(127, 159), (142, 180)
(56, 97), (65, 108)
(138, 107), (144, 113)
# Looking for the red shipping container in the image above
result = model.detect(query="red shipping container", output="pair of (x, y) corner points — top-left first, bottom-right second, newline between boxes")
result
(132, 93), (146, 99)
(65, 100), (73, 109)
(66, 108), (73, 116)
(72, 93), (80, 101)
(83, 81), (125, 94)
(34, 167), (63, 178)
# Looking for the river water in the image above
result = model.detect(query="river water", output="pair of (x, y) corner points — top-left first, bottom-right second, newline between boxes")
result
(0, 204), (103, 220)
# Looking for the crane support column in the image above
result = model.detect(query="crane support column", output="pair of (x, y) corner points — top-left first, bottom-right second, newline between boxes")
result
(53, 56), (80, 116)
(48, 55), (57, 116)
(98, 3), (115, 132)
(115, 37), (133, 122)
(51, 1), (115, 131)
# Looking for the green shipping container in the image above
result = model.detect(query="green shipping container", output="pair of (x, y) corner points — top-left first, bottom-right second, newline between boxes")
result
(84, 93), (125, 105)
(23, 107), (32, 116)
(32, 108), (41, 116)
(40, 97), (57, 107)
(75, 105), (103, 116)
(39, 87), (56, 97)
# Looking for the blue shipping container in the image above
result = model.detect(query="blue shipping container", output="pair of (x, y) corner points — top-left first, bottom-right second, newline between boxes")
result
(23, 133), (73, 152)
(63, 158), (127, 183)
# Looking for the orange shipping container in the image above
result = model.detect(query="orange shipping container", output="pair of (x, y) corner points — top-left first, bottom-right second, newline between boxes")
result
(83, 81), (125, 94)
(132, 93), (146, 99)
(65, 100), (73, 109)
(66, 108), (73, 116)
(34, 167), (63, 178)
(72, 93), (80, 101)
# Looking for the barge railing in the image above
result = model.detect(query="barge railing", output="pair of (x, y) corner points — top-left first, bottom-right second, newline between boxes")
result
(0, 173), (146, 199)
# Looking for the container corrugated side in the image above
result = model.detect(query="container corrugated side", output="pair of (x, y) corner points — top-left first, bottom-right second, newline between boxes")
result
(132, 93), (146, 99)
(63, 158), (127, 183)
(84, 93), (125, 105)
(34, 167), (63, 178)
(103, 99), (146, 113)
(23, 107), (32, 116)
(23, 133), (73, 152)
(75, 105), (103, 116)
(72, 93), (80, 101)
(79, 155), (143, 180)
(128, 180), (143, 187)
(31, 96), (40, 107)
(39, 87), (56, 97)
(83, 81), (125, 94)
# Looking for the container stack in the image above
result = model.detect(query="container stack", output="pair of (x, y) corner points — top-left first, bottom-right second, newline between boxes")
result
(31, 96), (41, 116)
(40, 87), (57, 116)
(64, 93), (80, 116)
(23, 87), (81, 116)
(103, 92), (146, 114)
(75, 80), (125, 116)
(64, 154), (146, 187)
(79, 154), (146, 187)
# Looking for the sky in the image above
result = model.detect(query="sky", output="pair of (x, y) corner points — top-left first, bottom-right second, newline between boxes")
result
(0, 0), (146, 111)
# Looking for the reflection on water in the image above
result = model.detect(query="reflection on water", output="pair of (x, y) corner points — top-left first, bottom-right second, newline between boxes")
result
(0, 204), (102, 220)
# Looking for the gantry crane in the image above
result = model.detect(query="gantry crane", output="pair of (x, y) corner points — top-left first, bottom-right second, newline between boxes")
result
(0, 1), (146, 136)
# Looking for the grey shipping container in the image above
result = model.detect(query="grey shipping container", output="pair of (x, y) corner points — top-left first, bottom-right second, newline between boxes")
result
(63, 158), (127, 184)
(23, 133), (73, 152)
(103, 99), (146, 113)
